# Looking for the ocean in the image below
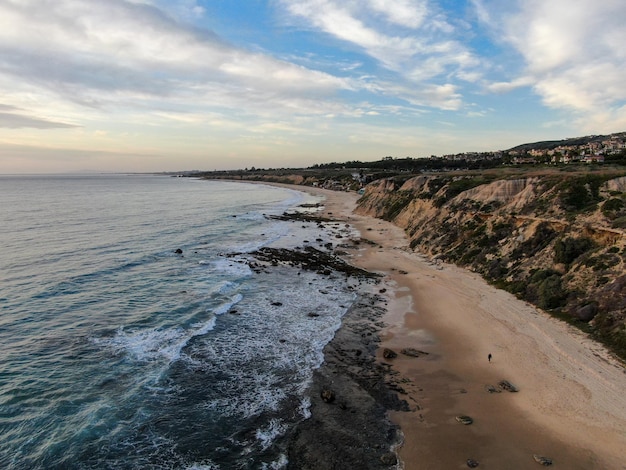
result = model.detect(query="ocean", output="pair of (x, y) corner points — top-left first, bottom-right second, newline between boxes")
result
(0, 175), (363, 469)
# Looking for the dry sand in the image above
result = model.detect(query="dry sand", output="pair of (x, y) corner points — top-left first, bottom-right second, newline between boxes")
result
(298, 186), (626, 469)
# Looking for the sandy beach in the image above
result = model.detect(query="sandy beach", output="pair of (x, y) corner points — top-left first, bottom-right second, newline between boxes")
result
(295, 185), (626, 469)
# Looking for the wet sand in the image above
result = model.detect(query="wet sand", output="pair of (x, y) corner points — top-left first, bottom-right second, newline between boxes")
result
(298, 186), (626, 469)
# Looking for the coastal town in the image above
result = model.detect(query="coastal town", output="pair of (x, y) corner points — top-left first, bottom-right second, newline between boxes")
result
(439, 131), (626, 165)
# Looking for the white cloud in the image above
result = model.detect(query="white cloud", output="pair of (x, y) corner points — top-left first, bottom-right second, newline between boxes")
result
(0, 0), (490, 137)
(367, 0), (428, 29)
(478, 0), (626, 129)
(0, 104), (77, 129)
(0, 0), (352, 125)
(487, 76), (534, 93)
(278, 0), (481, 89)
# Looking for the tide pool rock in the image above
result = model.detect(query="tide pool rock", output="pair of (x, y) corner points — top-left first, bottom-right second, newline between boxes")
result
(383, 348), (397, 359)
(498, 380), (519, 392)
(533, 454), (553, 466)
(455, 415), (473, 425)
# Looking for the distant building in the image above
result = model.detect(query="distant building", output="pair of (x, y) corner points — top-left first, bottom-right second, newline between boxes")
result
(583, 155), (604, 164)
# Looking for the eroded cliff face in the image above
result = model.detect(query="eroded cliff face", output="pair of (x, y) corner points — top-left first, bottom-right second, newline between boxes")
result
(356, 173), (626, 359)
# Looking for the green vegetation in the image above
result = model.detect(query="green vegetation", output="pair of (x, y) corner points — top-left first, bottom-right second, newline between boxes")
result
(531, 270), (567, 310)
(557, 174), (609, 211)
(611, 216), (626, 229)
(602, 197), (626, 220)
(380, 190), (414, 221)
(433, 175), (496, 207)
(553, 236), (595, 265)
(511, 222), (557, 258)
(583, 253), (621, 271)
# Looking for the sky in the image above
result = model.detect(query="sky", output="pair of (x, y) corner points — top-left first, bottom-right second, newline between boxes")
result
(1, 0), (625, 173)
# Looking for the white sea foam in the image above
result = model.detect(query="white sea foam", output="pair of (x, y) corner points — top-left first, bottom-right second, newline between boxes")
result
(255, 418), (287, 451)
(232, 223), (291, 253)
(235, 211), (266, 221)
(186, 463), (219, 470)
(216, 281), (238, 295)
(203, 368), (288, 419)
(298, 396), (311, 419)
(261, 454), (288, 470)
(195, 267), (356, 431)
(210, 258), (252, 277)
(95, 316), (217, 364)
(213, 294), (243, 315)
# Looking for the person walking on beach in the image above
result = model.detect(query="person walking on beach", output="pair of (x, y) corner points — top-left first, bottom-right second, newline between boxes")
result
(488, 353), (492, 363)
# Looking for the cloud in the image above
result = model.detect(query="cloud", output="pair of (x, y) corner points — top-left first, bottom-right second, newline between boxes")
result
(0, 0), (490, 133)
(0, 104), (77, 129)
(486, 76), (534, 93)
(367, 0), (428, 29)
(277, 0), (481, 108)
(477, 0), (626, 128)
(0, 0), (351, 122)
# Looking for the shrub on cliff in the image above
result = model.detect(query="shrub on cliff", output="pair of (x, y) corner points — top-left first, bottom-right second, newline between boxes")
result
(558, 175), (607, 211)
(537, 274), (567, 309)
(433, 176), (495, 207)
(525, 269), (567, 310)
(380, 191), (414, 220)
(553, 236), (594, 265)
(611, 216), (626, 229)
(602, 197), (625, 220)
(511, 222), (557, 259)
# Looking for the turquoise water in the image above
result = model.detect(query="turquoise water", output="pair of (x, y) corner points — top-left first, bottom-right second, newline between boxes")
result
(0, 175), (357, 469)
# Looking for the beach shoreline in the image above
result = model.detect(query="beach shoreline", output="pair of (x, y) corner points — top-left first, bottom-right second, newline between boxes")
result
(277, 183), (626, 469)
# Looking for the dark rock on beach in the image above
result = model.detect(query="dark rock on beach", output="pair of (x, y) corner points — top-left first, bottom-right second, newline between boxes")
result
(245, 246), (380, 279)
(400, 348), (429, 357)
(455, 415), (474, 425)
(498, 380), (519, 392)
(267, 211), (333, 223)
(533, 454), (553, 466)
(320, 388), (336, 403)
(383, 348), (397, 359)
(573, 303), (597, 322)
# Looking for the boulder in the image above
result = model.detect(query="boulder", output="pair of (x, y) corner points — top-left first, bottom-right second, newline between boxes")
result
(383, 348), (397, 359)
(498, 380), (519, 392)
(573, 303), (597, 322)
(455, 415), (473, 425)
(320, 388), (335, 403)
(533, 454), (553, 466)
(401, 348), (429, 357)
(380, 453), (397, 465)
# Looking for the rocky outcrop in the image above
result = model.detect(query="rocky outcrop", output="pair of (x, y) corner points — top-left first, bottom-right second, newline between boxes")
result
(452, 177), (539, 210)
(606, 176), (626, 193)
(355, 172), (626, 360)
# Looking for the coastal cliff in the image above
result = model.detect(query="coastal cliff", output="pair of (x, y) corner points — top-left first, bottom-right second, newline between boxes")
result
(355, 171), (626, 360)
